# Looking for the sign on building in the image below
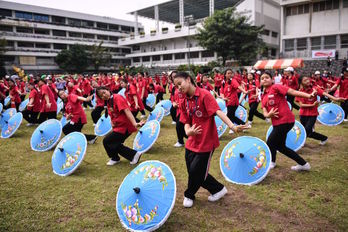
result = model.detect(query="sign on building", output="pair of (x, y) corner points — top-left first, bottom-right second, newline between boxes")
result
(312, 50), (336, 59)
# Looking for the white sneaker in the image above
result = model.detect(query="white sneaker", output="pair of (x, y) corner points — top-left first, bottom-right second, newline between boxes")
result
(229, 129), (234, 134)
(291, 162), (311, 171)
(246, 124), (252, 129)
(344, 119), (348, 122)
(174, 142), (184, 147)
(208, 187), (227, 202)
(183, 197), (193, 208)
(130, 152), (142, 165)
(26, 123), (34, 127)
(140, 115), (146, 119)
(171, 121), (176, 125)
(88, 136), (98, 144)
(83, 107), (86, 110)
(93, 123), (96, 126)
(266, 118), (271, 123)
(107, 159), (120, 166)
(320, 139), (328, 145)
(248, 121), (252, 125)
(270, 162), (276, 169)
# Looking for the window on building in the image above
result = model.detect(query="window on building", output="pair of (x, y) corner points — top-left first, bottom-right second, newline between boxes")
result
(34, 28), (50, 35)
(324, 35), (336, 49)
(311, 37), (321, 50)
(304, 4), (310, 13)
(133, 57), (140, 63)
(291, 6), (298, 15)
(16, 27), (33, 34)
(68, 18), (81, 27)
(271, 48), (277, 57)
(69, 32), (82, 38)
(97, 35), (108, 40)
(284, 39), (294, 51)
(152, 55), (160, 61)
(122, 48), (131, 54)
(163, 54), (173, 60)
(81, 20), (94, 27)
(262, 29), (270, 36)
(189, 52), (199, 58)
(298, 4), (304, 14)
(175, 53), (185, 60)
(341, 34), (348, 48)
(142, 56), (150, 62)
(109, 48), (120, 53)
(344, 0), (348, 8)
(52, 30), (66, 37)
(110, 59), (119, 64)
(3, 56), (15, 62)
(17, 42), (34, 48)
(35, 43), (50, 49)
(0, 8), (12, 17)
(202, 51), (214, 58)
(53, 43), (67, 50)
(333, 0), (339, 9)
(33, 14), (49, 22)
(96, 22), (107, 29)
(0, 25), (13, 32)
(286, 7), (291, 16)
(6, 41), (14, 47)
(109, 24), (119, 31)
(109, 36), (119, 41)
(15, 11), (32, 20)
(83, 33), (95, 39)
(52, 16), (65, 24)
(133, 45), (140, 51)
(121, 26), (131, 32)
(271, 31), (278, 38)
(297, 38), (307, 50)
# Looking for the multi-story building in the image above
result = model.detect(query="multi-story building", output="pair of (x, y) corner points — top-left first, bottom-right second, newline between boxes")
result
(0, 0), (142, 73)
(119, 0), (281, 68)
(280, 0), (348, 60)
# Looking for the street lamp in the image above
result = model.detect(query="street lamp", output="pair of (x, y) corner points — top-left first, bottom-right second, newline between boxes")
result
(184, 15), (194, 75)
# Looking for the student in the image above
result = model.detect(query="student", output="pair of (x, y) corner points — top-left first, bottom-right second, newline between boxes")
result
(23, 81), (41, 126)
(260, 71), (315, 171)
(136, 72), (149, 117)
(90, 80), (105, 125)
(329, 68), (348, 121)
(58, 90), (97, 144)
(174, 72), (248, 208)
(213, 70), (223, 95)
(282, 67), (300, 110)
(37, 76), (57, 123)
(149, 82), (164, 104)
(121, 78), (144, 123)
(96, 86), (144, 166)
(169, 71), (178, 124)
(221, 69), (249, 133)
(8, 77), (21, 111)
(296, 76), (344, 145)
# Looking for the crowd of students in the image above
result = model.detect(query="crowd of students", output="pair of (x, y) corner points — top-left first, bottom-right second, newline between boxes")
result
(0, 66), (347, 208)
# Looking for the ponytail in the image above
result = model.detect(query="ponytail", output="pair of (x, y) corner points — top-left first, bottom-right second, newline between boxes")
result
(174, 72), (197, 87)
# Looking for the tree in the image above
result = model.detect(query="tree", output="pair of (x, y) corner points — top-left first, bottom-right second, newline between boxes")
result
(55, 44), (89, 73)
(88, 41), (111, 72)
(196, 7), (265, 66)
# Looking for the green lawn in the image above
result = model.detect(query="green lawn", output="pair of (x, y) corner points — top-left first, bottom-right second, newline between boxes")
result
(1, 99), (348, 231)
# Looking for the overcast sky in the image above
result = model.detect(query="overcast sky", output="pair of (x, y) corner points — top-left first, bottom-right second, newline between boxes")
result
(5, 0), (173, 32)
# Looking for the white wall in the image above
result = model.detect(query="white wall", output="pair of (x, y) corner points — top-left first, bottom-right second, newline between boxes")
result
(285, 14), (309, 36)
(341, 8), (348, 31)
(312, 10), (339, 34)
(236, 0), (255, 23)
(264, 2), (280, 20)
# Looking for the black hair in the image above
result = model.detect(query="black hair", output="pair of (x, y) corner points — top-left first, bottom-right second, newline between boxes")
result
(95, 86), (110, 98)
(174, 72), (197, 87)
(261, 71), (272, 79)
(224, 68), (233, 84)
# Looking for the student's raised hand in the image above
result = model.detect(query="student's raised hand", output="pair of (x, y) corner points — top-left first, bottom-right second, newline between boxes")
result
(137, 120), (146, 127)
(187, 124), (202, 136)
(313, 101), (320, 106)
(86, 95), (93, 102)
(231, 124), (250, 133)
(310, 89), (317, 99)
(267, 107), (279, 118)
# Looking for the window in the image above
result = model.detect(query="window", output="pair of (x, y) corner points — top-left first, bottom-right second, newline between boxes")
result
(133, 45), (140, 51)
(53, 43), (67, 50)
(0, 8), (12, 17)
(284, 39), (294, 51)
(16, 27), (33, 33)
(133, 57), (140, 63)
(15, 11), (32, 20)
(286, 7), (291, 16)
(34, 28), (49, 35)
(109, 36), (119, 41)
(96, 22), (107, 29)
(324, 35), (336, 49)
(271, 48), (277, 57)
(291, 6), (297, 15)
(110, 59), (119, 64)
(311, 37), (321, 50)
(271, 31), (278, 38)
(109, 24), (119, 31)
(202, 51), (214, 58)
(121, 26), (131, 32)
(189, 52), (199, 58)
(3, 56), (15, 62)
(297, 38), (307, 50)
(69, 32), (82, 38)
(175, 53), (185, 60)
(53, 30), (66, 37)
(33, 14), (49, 22)
(344, 0), (348, 8)
(313, 0), (338, 12)
(262, 29), (270, 36)
(298, 5), (304, 14)
(0, 25), (12, 32)
(142, 56), (150, 62)
(81, 20), (94, 27)
(333, 0), (339, 9)
(35, 43), (50, 49)
(304, 4), (310, 13)
(97, 35), (108, 40)
(68, 18), (81, 27)
(52, 16), (65, 24)
(152, 55), (160, 61)
(6, 41), (14, 47)
(122, 48), (131, 54)
(341, 34), (348, 48)
(17, 42), (34, 48)
(83, 33), (95, 39)
(163, 54), (172, 60)
(109, 48), (120, 53)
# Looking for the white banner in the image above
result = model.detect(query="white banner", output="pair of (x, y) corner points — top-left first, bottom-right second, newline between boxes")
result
(312, 50), (336, 59)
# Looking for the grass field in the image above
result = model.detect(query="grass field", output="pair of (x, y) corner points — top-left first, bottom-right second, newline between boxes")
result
(1, 98), (348, 232)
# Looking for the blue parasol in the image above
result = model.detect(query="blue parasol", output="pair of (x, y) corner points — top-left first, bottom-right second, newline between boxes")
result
(51, 132), (87, 176)
(133, 120), (160, 154)
(0, 108), (17, 128)
(118, 88), (126, 98)
(155, 100), (172, 116)
(239, 94), (248, 106)
(215, 115), (227, 138)
(235, 106), (247, 123)
(147, 107), (165, 123)
(19, 99), (29, 112)
(146, 94), (156, 108)
(57, 97), (64, 115)
(287, 101), (292, 110)
(116, 160), (176, 231)
(216, 98), (227, 114)
(31, 119), (62, 152)
(60, 116), (69, 128)
(220, 136), (272, 185)
(0, 102), (3, 113)
(4, 96), (10, 106)
(1, 112), (22, 139)
(91, 94), (96, 109)
(266, 120), (306, 152)
(94, 113), (112, 136)
(317, 103), (345, 126)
